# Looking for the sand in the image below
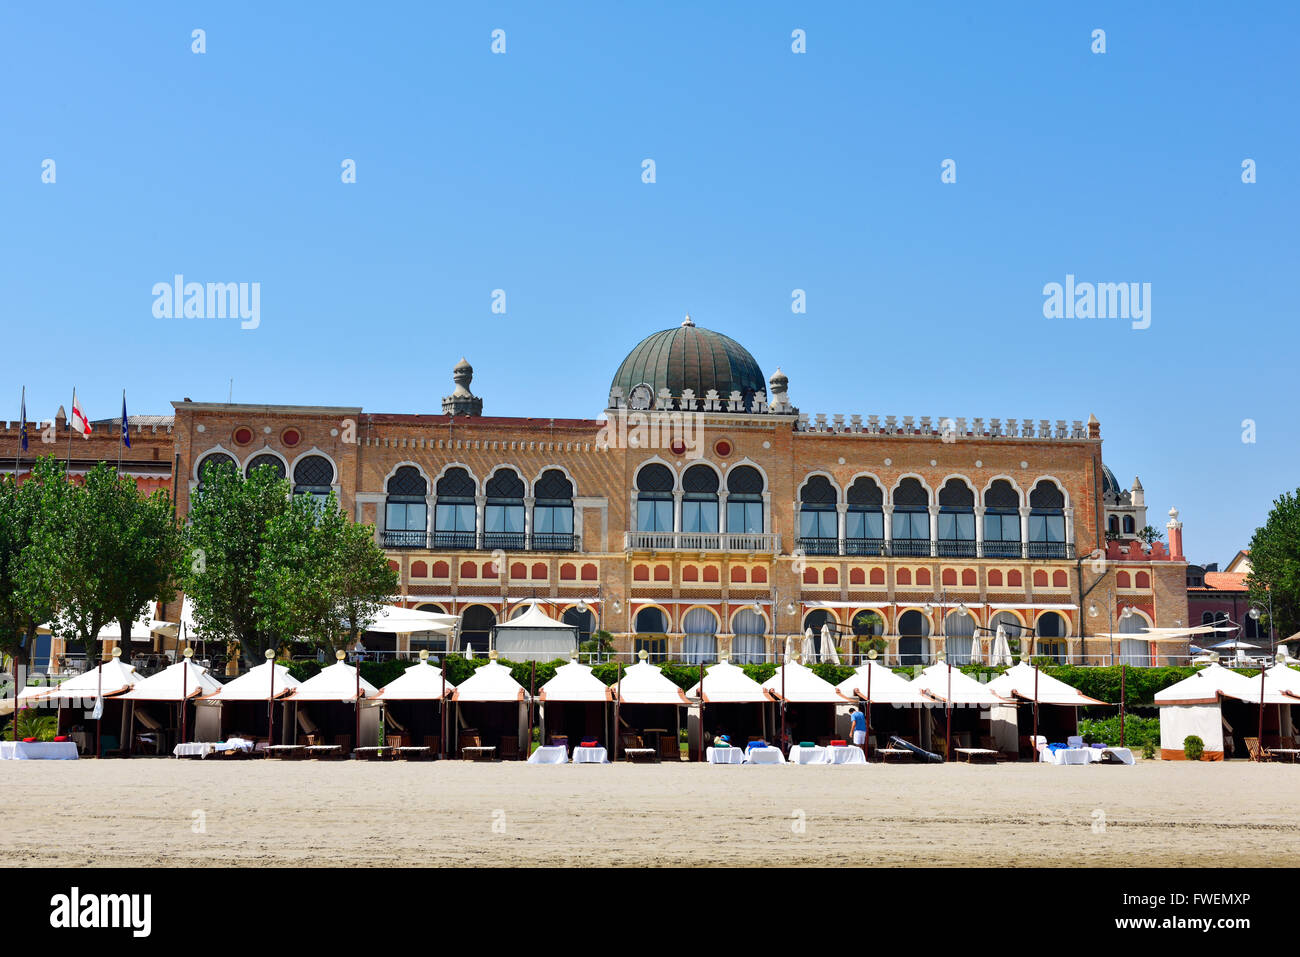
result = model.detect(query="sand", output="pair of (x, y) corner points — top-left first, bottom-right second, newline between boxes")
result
(2, 758), (1295, 867)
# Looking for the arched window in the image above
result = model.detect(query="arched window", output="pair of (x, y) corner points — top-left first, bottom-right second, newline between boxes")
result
(891, 479), (930, 557)
(1122, 515), (1135, 535)
(384, 466), (428, 548)
(853, 610), (885, 638)
(245, 453), (286, 481)
(845, 477), (885, 556)
(1036, 612), (1068, 662)
(731, 608), (766, 664)
(1118, 613), (1149, 665)
(636, 464), (674, 534)
(726, 466), (765, 534)
(898, 609), (932, 666)
(484, 469), (525, 550)
(293, 455), (334, 503)
(983, 480), (1021, 558)
(798, 476), (839, 554)
(1243, 611), (1263, 640)
(434, 467), (477, 548)
(1108, 515), (1120, 535)
(634, 606), (669, 660)
(937, 479), (976, 558)
(458, 605), (496, 654)
(681, 465), (720, 538)
(682, 608), (718, 664)
(562, 606), (594, 644)
(196, 451), (236, 490)
(1028, 480), (1067, 558)
(802, 609), (837, 660)
(944, 610), (976, 664)
(533, 469), (574, 551)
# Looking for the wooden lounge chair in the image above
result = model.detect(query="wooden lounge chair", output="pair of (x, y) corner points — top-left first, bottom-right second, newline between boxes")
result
(460, 732), (495, 761)
(621, 733), (655, 763)
(499, 736), (520, 761)
(953, 747), (998, 764)
(658, 736), (679, 762)
(265, 745), (304, 760)
(1245, 737), (1273, 763)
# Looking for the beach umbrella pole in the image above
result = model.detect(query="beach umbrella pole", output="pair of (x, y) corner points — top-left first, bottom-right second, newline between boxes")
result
(1259, 665), (1266, 759)
(865, 663), (872, 759)
(697, 663), (704, 762)
(1120, 664), (1127, 748)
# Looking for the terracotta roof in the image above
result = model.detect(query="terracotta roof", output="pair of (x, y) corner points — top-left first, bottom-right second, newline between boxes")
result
(1189, 571), (1248, 592)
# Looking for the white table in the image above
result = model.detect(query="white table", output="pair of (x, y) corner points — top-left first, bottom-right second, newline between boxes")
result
(1041, 746), (1092, 765)
(0, 741), (79, 760)
(789, 745), (827, 764)
(824, 745), (868, 765)
(527, 745), (569, 764)
(1087, 746), (1135, 765)
(743, 745), (785, 764)
(174, 742), (217, 758)
(706, 746), (744, 764)
(572, 746), (609, 764)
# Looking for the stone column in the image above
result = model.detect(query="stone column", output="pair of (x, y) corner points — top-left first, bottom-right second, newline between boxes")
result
(928, 505), (940, 558)
(1019, 506), (1032, 559)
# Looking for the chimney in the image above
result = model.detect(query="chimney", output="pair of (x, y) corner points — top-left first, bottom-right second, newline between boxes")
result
(1166, 506), (1184, 561)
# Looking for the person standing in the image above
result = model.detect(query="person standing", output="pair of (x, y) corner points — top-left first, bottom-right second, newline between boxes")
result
(849, 706), (868, 756)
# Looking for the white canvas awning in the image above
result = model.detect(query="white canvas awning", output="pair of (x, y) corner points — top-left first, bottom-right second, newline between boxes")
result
(204, 661), (299, 702)
(490, 603), (579, 662)
(986, 662), (1107, 706)
(123, 659), (223, 701)
(539, 660), (612, 703)
(290, 661), (379, 702)
(834, 662), (932, 706)
(685, 660), (771, 704)
(1155, 663), (1257, 706)
(910, 663), (1011, 706)
(451, 661), (527, 703)
(368, 604), (458, 635)
(375, 660), (455, 700)
(762, 659), (847, 703)
(613, 661), (689, 705)
(17, 658), (140, 704)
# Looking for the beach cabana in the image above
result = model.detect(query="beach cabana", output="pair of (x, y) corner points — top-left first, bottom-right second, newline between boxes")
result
(987, 662), (1107, 757)
(538, 659), (612, 753)
(762, 658), (847, 746)
(289, 656), (381, 754)
(17, 652), (140, 754)
(1155, 663), (1259, 760)
(490, 603), (579, 662)
(374, 655), (456, 754)
(122, 657), (224, 754)
(612, 653), (688, 761)
(685, 658), (773, 758)
(910, 662), (1011, 755)
(834, 660), (933, 751)
(450, 655), (529, 759)
(197, 659), (300, 745)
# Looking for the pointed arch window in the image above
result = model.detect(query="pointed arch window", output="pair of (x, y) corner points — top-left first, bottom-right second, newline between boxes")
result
(245, 453), (286, 481)
(798, 475), (839, 554)
(983, 480), (1021, 558)
(681, 465), (719, 535)
(845, 477), (884, 556)
(937, 479), (976, 557)
(533, 469), (575, 551)
(636, 463), (674, 533)
(484, 469), (526, 550)
(1028, 480), (1068, 558)
(726, 466), (764, 533)
(293, 455), (335, 505)
(891, 479), (931, 557)
(384, 466), (428, 548)
(434, 468), (477, 549)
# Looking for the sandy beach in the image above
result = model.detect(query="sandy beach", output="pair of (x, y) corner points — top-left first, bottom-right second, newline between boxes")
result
(2, 758), (1294, 867)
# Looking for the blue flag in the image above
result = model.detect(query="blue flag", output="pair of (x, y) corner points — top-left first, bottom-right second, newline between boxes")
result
(120, 393), (130, 449)
(19, 387), (27, 452)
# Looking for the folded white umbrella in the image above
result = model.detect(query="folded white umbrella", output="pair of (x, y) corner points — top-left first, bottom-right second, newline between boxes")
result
(991, 625), (1013, 667)
(820, 624), (840, 664)
(802, 628), (816, 662)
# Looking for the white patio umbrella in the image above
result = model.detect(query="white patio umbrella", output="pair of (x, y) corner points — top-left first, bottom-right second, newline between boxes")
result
(783, 634), (795, 662)
(820, 623), (841, 664)
(463, 643), (472, 660)
(991, 625), (1013, 667)
(801, 628), (816, 663)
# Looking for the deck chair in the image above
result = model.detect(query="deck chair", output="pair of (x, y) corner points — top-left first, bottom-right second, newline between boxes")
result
(1245, 737), (1273, 762)
(621, 732), (655, 763)
(658, 736), (679, 761)
(499, 736), (520, 760)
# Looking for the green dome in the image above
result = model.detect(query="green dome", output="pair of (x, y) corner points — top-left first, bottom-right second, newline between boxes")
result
(611, 318), (766, 408)
(1101, 463), (1120, 495)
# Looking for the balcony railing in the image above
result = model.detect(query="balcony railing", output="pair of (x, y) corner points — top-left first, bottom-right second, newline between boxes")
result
(624, 531), (781, 553)
(792, 539), (1075, 559)
(382, 531), (577, 552)
(382, 529), (429, 549)
(482, 531), (526, 551)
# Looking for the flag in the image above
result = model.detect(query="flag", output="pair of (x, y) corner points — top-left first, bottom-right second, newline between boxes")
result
(70, 390), (92, 437)
(120, 393), (130, 449)
(18, 387), (27, 452)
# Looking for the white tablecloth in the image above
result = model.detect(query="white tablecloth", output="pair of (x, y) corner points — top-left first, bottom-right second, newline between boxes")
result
(573, 746), (609, 764)
(528, 745), (569, 764)
(0, 741), (79, 760)
(174, 742), (216, 758)
(744, 745), (785, 764)
(1087, 746), (1135, 765)
(707, 746), (744, 764)
(790, 745), (827, 764)
(824, 745), (868, 765)
(1041, 746), (1092, 765)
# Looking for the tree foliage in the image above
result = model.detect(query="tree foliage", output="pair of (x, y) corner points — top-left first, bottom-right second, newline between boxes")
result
(1246, 488), (1300, 639)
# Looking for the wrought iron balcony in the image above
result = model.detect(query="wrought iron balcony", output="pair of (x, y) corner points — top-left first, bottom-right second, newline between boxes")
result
(624, 530), (781, 553)
(382, 529), (429, 549)
(796, 536), (840, 556)
(842, 537), (885, 556)
(430, 530), (477, 550)
(381, 530), (578, 553)
(530, 532), (577, 552)
(482, 532), (526, 551)
(781, 539), (1076, 559)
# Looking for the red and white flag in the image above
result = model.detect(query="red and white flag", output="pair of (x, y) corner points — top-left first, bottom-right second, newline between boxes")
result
(70, 390), (92, 436)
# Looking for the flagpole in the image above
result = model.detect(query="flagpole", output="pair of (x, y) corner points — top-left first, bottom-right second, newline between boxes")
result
(117, 389), (125, 475)
(13, 386), (24, 476)
(66, 386), (74, 471)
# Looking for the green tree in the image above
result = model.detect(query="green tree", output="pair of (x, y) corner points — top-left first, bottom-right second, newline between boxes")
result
(331, 509), (398, 651)
(0, 458), (67, 672)
(1246, 489), (1300, 639)
(182, 460), (292, 666)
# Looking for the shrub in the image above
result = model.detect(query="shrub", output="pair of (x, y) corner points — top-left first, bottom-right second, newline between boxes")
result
(1141, 740), (1157, 760)
(1078, 715), (1160, 751)
(1183, 735), (1205, 761)
(3, 711), (58, 741)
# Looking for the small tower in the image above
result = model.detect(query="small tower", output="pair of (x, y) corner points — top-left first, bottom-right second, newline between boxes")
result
(1166, 506), (1184, 561)
(768, 367), (790, 411)
(442, 357), (483, 416)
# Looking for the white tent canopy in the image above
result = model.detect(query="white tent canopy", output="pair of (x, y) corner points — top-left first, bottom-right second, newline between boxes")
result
(123, 659), (223, 701)
(910, 663), (1010, 706)
(490, 603), (579, 662)
(685, 659), (771, 704)
(834, 661), (932, 706)
(451, 661), (527, 702)
(290, 661), (379, 702)
(613, 661), (689, 705)
(368, 604), (458, 635)
(1156, 663), (1260, 760)
(204, 661), (299, 701)
(762, 659), (846, 703)
(18, 657), (140, 704)
(538, 660), (611, 703)
(375, 660), (455, 701)
(987, 662), (1107, 707)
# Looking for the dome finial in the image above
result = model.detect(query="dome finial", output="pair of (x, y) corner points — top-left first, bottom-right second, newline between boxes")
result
(682, 314), (694, 327)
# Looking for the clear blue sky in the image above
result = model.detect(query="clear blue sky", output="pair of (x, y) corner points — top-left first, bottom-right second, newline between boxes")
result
(2, 2), (1296, 566)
